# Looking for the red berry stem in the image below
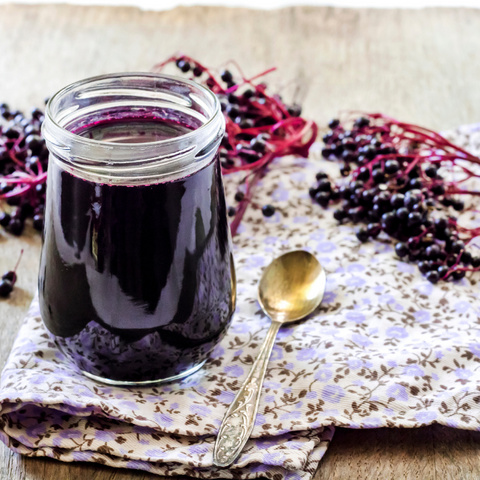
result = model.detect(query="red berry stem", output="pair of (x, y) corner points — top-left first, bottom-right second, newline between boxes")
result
(154, 54), (318, 236)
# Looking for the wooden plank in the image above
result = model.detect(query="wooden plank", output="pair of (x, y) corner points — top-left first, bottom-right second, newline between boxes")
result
(316, 426), (480, 480)
(1, 4), (480, 479)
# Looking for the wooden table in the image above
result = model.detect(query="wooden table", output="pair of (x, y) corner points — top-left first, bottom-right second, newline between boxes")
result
(1, 4), (480, 479)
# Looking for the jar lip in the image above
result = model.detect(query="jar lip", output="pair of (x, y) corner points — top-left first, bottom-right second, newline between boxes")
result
(45, 71), (221, 149)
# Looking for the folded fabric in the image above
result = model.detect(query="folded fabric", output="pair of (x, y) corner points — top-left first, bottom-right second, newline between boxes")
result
(2, 122), (480, 477)
(0, 302), (333, 478)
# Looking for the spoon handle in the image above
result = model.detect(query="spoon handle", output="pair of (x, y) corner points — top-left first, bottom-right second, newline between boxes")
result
(213, 320), (281, 467)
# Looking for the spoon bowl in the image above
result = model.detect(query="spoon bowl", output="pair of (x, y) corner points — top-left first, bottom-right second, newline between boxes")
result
(258, 250), (326, 323)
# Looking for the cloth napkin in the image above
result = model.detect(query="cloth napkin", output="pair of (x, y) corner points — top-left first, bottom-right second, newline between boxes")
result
(2, 123), (480, 477)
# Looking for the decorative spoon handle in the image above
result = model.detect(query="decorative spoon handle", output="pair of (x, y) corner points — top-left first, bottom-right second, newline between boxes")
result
(213, 320), (281, 467)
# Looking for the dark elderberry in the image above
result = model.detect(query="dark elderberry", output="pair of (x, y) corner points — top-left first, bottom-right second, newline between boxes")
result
(309, 187), (317, 198)
(385, 159), (400, 175)
(425, 244), (440, 260)
(333, 209), (347, 221)
(226, 104), (240, 119)
(340, 164), (351, 177)
(234, 191), (245, 202)
(315, 191), (330, 208)
(451, 270), (466, 281)
(461, 251), (472, 265)
(193, 66), (203, 77)
(287, 104), (302, 117)
(432, 184), (446, 196)
(372, 169), (385, 184)
(407, 211), (422, 227)
(355, 227), (369, 243)
(472, 256), (480, 268)
(426, 270), (440, 284)
(418, 261), (432, 274)
(334, 143), (345, 156)
(408, 166), (420, 179)
(362, 145), (376, 160)
(328, 119), (340, 129)
(357, 167), (370, 181)
(239, 118), (254, 129)
(4, 127), (21, 139)
(395, 242), (408, 258)
(0, 212), (11, 227)
(220, 69), (233, 83)
(322, 132), (334, 143)
(391, 194), (405, 209)
(404, 190), (423, 210)
(0, 279), (13, 297)
(381, 212), (396, 229)
(367, 209), (379, 221)
(249, 138), (267, 154)
(367, 223), (381, 238)
(227, 206), (236, 217)
(434, 218), (448, 232)
(446, 255), (457, 267)
(354, 117), (370, 128)
(437, 265), (449, 279)
(441, 196), (453, 207)
(396, 207), (409, 221)
(176, 59), (190, 73)
(243, 89), (255, 99)
(425, 164), (438, 178)
(321, 148), (332, 159)
(361, 189), (375, 205)
(408, 250), (421, 262)
(33, 214), (44, 231)
(348, 207), (364, 223)
(262, 205), (275, 217)
(451, 240), (465, 254)
(316, 179), (331, 192)
(372, 203), (383, 218)
(2, 271), (15, 282)
(25, 135), (45, 156)
(408, 178), (423, 190)
(453, 199), (464, 212)
(350, 180), (364, 191)
(339, 185), (352, 199)
(342, 138), (356, 151)
(8, 218), (24, 236)
(315, 172), (328, 181)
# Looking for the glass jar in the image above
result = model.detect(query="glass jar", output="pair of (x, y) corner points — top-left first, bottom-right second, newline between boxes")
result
(40, 72), (236, 386)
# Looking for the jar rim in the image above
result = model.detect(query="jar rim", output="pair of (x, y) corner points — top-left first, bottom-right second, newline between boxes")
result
(42, 72), (225, 185)
(44, 71), (221, 149)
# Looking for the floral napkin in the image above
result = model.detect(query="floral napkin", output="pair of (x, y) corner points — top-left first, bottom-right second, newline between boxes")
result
(1, 123), (480, 477)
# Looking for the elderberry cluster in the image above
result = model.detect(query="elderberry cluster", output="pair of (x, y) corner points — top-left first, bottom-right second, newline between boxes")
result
(173, 59), (298, 220)
(310, 116), (478, 283)
(0, 103), (47, 236)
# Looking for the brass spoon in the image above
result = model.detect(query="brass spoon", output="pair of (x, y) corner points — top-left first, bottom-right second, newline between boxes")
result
(213, 250), (326, 467)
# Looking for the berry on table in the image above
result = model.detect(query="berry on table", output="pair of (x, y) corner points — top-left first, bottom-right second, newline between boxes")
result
(395, 242), (408, 258)
(262, 205), (275, 217)
(355, 227), (369, 243)
(426, 270), (440, 284)
(0, 280), (13, 297)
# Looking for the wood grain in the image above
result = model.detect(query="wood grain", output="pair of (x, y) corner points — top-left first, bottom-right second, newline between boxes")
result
(1, 4), (480, 479)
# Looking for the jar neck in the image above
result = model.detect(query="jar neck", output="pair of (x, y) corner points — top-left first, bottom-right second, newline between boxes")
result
(42, 73), (224, 185)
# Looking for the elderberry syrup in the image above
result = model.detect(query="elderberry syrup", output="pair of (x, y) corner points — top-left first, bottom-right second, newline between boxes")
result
(40, 73), (235, 385)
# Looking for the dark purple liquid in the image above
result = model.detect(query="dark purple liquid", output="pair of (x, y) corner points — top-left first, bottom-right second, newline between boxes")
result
(39, 117), (235, 383)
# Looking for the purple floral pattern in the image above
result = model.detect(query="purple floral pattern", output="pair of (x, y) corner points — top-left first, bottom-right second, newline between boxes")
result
(1, 123), (480, 477)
